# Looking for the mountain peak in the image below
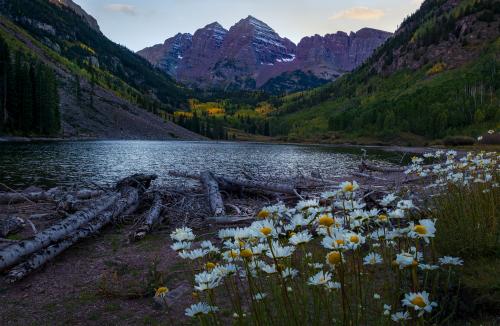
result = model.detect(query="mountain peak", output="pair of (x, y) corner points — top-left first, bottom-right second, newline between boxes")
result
(237, 15), (271, 29)
(49, 0), (100, 32)
(204, 22), (226, 30)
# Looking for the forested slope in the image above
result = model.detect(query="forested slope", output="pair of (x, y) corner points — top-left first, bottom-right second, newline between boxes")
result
(269, 0), (499, 144)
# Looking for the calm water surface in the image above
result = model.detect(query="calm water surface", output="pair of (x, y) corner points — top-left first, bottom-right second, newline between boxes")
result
(0, 141), (403, 188)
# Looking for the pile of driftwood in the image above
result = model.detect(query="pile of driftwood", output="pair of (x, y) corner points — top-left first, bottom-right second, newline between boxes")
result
(0, 157), (426, 283)
(0, 174), (157, 282)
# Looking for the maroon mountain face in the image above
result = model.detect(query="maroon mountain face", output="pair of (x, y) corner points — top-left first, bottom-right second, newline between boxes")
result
(138, 16), (392, 91)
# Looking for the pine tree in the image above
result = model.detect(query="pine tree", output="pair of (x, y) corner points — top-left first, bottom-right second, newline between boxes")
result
(0, 35), (10, 131)
(20, 64), (34, 134)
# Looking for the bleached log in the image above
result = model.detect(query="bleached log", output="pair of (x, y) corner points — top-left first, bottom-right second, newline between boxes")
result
(360, 161), (406, 173)
(219, 177), (297, 195)
(6, 187), (139, 282)
(0, 191), (54, 205)
(0, 217), (25, 237)
(352, 172), (389, 182)
(0, 192), (121, 271)
(74, 189), (104, 200)
(131, 193), (164, 241)
(201, 172), (226, 217)
(168, 171), (298, 195)
(0, 189), (103, 205)
(207, 216), (255, 224)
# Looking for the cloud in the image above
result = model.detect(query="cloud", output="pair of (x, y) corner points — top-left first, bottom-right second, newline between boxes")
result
(105, 4), (137, 15)
(331, 7), (385, 21)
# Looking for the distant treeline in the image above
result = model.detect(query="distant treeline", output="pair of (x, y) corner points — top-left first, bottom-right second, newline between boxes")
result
(0, 35), (60, 136)
(173, 114), (229, 140)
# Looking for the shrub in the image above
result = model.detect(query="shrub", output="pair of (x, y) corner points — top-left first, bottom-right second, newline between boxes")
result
(426, 62), (447, 76)
(443, 136), (476, 146)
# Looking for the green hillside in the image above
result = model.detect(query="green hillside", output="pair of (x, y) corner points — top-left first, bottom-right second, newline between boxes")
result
(268, 0), (500, 144)
(0, 0), (189, 113)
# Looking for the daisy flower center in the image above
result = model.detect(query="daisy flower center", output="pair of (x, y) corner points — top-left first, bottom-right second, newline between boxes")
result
(319, 215), (334, 227)
(350, 235), (360, 243)
(327, 251), (341, 265)
(260, 227), (272, 236)
(343, 183), (354, 192)
(155, 287), (169, 297)
(414, 225), (427, 235)
(240, 249), (253, 259)
(258, 210), (270, 219)
(411, 296), (426, 308)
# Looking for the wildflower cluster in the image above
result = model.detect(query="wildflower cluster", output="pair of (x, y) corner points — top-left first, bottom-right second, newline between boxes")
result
(163, 151), (497, 325)
(409, 150), (499, 189)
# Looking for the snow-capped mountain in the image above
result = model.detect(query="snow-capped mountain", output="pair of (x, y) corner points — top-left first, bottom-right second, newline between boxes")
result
(138, 16), (392, 92)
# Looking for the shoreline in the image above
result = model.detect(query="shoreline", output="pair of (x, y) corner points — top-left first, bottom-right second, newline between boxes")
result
(0, 135), (445, 155)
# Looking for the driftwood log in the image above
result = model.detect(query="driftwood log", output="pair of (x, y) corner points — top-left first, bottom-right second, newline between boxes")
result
(0, 217), (25, 237)
(201, 172), (226, 216)
(131, 192), (164, 241)
(0, 189), (103, 205)
(360, 161), (406, 173)
(169, 171), (298, 195)
(6, 186), (140, 282)
(0, 174), (157, 272)
(0, 193), (120, 271)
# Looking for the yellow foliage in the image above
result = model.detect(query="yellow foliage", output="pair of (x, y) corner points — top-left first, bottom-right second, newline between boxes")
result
(78, 42), (96, 55)
(255, 103), (274, 116)
(174, 111), (194, 118)
(188, 99), (225, 116)
(426, 62), (447, 76)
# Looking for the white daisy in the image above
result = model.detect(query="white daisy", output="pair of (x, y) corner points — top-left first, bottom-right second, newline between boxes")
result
(408, 219), (436, 243)
(266, 241), (295, 258)
(391, 311), (411, 322)
(185, 302), (218, 317)
(289, 230), (313, 245)
(253, 293), (267, 301)
(401, 291), (437, 316)
(438, 256), (464, 266)
(179, 248), (209, 260)
(363, 252), (383, 265)
(170, 241), (192, 251)
(308, 271), (332, 286)
(380, 193), (397, 207)
(170, 227), (195, 242)
(339, 181), (359, 193)
(395, 252), (417, 269)
(324, 281), (341, 290)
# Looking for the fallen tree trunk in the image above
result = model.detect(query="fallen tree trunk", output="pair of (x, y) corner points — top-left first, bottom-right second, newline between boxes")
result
(0, 217), (25, 237)
(207, 215), (255, 224)
(6, 187), (139, 282)
(218, 176), (297, 195)
(0, 189), (102, 205)
(360, 161), (406, 173)
(201, 172), (226, 217)
(0, 192), (120, 271)
(0, 190), (56, 205)
(131, 192), (164, 241)
(169, 171), (297, 195)
(0, 174), (157, 272)
(352, 172), (389, 182)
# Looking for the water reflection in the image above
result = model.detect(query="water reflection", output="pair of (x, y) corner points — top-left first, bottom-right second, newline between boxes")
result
(0, 141), (403, 188)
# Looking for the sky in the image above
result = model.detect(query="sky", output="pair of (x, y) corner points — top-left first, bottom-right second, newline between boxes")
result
(75, 0), (425, 52)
